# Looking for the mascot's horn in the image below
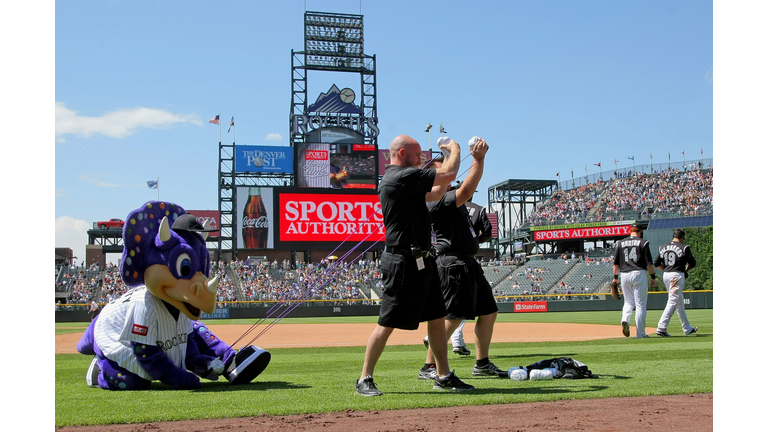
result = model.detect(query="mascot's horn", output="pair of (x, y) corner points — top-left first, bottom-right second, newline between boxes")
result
(207, 275), (219, 293)
(159, 216), (172, 243)
(201, 219), (212, 241)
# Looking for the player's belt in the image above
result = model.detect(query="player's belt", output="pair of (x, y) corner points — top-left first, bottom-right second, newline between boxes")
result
(384, 246), (430, 259)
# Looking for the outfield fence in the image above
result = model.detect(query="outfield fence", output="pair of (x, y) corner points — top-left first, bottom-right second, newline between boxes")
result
(55, 290), (712, 322)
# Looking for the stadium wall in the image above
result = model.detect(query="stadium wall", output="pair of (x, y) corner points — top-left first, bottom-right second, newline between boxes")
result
(54, 291), (712, 322)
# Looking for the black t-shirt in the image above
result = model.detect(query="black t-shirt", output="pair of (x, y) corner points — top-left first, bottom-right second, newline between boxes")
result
(465, 201), (492, 244)
(427, 190), (480, 255)
(613, 235), (653, 272)
(378, 165), (436, 250)
(653, 241), (697, 272)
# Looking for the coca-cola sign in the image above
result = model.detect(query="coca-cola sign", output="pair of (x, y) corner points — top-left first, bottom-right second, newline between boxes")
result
(278, 193), (385, 242)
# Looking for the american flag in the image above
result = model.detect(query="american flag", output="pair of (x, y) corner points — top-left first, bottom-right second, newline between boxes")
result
(209, 115), (220, 125)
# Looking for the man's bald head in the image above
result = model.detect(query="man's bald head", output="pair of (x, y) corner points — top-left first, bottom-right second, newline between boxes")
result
(389, 135), (423, 167)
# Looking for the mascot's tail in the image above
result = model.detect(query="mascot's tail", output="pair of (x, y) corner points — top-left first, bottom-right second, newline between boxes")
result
(76, 318), (98, 355)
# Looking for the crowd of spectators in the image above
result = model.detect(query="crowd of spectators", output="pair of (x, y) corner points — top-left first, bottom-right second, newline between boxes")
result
(528, 180), (604, 226)
(597, 167), (713, 218)
(527, 167), (713, 225)
(57, 252), (620, 309)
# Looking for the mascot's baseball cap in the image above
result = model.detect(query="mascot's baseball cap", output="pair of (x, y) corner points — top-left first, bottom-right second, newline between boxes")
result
(171, 214), (217, 232)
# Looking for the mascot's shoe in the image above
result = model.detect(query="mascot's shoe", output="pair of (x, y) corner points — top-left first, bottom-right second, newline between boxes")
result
(86, 357), (100, 388)
(225, 345), (271, 385)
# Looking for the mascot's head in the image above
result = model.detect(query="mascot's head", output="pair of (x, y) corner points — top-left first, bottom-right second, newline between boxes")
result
(120, 201), (219, 320)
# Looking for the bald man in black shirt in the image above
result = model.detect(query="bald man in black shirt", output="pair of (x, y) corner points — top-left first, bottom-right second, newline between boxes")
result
(356, 134), (474, 396)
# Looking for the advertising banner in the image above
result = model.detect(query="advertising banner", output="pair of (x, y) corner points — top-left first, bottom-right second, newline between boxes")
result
(186, 210), (221, 238)
(514, 301), (548, 313)
(277, 191), (385, 243)
(487, 212), (498, 238)
(234, 145), (293, 174)
(296, 142), (376, 189)
(200, 308), (230, 319)
(236, 186), (275, 249)
(377, 149), (433, 175)
(533, 225), (632, 241)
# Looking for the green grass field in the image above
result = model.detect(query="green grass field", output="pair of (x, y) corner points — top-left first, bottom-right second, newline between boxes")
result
(55, 309), (713, 427)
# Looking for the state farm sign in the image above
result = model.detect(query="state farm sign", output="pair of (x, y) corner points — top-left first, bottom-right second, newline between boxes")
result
(514, 301), (548, 313)
(278, 193), (385, 242)
(533, 225), (632, 241)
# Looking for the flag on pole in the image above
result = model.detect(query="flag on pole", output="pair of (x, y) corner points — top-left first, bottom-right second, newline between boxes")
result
(682, 150), (685, 155)
(628, 156), (634, 161)
(227, 115), (234, 133)
(594, 162), (601, 167)
(208, 115), (220, 125)
(147, 179), (159, 189)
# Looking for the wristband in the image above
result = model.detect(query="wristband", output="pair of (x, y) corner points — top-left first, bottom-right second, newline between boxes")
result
(613, 275), (619, 280)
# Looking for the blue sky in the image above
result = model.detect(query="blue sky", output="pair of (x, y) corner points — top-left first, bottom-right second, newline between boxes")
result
(48, 0), (716, 263)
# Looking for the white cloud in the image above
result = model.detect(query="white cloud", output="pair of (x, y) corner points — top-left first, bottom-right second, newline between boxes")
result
(265, 133), (283, 141)
(55, 216), (92, 265)
(55, 102), (203, 141)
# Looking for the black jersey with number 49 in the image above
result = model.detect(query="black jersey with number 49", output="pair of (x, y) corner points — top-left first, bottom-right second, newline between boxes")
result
(653, 241), (696, 273)
(613, 236), (653, 272)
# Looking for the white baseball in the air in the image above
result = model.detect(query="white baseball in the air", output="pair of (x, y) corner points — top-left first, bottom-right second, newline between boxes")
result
(340, 88), (355, 103)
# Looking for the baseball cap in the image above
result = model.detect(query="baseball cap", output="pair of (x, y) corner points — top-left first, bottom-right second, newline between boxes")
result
(171, 214), (217, 232)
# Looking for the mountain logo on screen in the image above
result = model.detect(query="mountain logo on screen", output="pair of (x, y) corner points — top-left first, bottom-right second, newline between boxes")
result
(308, 84), (364, 114)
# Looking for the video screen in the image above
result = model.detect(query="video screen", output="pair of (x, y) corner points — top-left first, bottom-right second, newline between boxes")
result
(296, 143), (376, 189)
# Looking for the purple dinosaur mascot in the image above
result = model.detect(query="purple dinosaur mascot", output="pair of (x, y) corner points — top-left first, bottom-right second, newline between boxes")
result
(77, 201), (270, 390)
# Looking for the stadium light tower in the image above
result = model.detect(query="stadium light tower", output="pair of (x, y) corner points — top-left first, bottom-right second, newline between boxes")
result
(425, 122), (432, 152)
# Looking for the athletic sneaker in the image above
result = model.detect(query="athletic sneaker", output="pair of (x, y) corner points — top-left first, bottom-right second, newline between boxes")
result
(423, 336), (430, 348)
(356, 375), (383, 396)
(433, 371), (475, 392)
(418, 365), (437, 380)
(685, 327), (698, 336)
(453, 345), (471, 356)
(636, 334), (649, 339)
(226, 345), (272, 385)
(473, 362), (508, 378)
(86, 356), (100, 388)
(656, 330), (672, 337)
(621, 321), (630, 337)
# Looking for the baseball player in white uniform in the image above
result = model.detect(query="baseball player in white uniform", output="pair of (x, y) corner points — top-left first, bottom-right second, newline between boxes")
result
(654, 229), (698, 337)
(611, 223), (657, 338)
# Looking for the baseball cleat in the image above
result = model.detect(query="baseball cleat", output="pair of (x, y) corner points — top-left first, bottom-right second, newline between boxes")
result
(453, 345), (471, 356)
(225, 345), (271, 385)
(621, 322), (630, 337)
(685, 327), (698, 336)
(656, 330), (671, 337)
(433, 371), (475, 392)
(356, 375), (383, 396)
